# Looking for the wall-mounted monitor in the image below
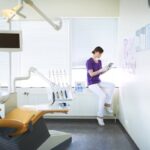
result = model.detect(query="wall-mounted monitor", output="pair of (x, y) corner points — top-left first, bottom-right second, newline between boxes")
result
(0, 30), (22, 52)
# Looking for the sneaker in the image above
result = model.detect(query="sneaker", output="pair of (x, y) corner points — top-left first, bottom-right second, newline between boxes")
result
(97, 117), (105, 126)
(105, 107), (113, 114)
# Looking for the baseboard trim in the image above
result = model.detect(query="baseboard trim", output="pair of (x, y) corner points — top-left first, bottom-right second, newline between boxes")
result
(44, 115), (117, 120)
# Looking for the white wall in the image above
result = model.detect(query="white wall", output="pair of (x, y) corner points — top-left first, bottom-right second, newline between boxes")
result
(118, 0), (150, 150)
(0, 0), (119, 18)
(71, 18), (118, 67)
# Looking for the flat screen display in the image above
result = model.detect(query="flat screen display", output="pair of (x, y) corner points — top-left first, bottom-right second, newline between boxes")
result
(0, 33), (20, 48)
(0, 31), (22, 52)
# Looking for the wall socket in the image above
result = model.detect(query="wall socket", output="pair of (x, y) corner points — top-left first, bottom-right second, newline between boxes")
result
(125, 119), (129, 126)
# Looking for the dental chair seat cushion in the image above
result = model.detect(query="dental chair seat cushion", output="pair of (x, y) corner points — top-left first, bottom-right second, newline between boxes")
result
(0, 108), (68, 137)
(0, 108), (38, 136)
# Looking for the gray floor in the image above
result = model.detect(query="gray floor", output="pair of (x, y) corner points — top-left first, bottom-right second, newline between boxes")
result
(46, 119), (139, 150)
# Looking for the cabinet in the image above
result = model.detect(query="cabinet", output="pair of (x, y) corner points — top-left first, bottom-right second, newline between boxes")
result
(17, 88), (119, 119)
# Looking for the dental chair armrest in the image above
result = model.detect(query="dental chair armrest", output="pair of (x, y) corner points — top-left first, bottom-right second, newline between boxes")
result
(25, 109), (69, 124)
(41, 109), (68, 114)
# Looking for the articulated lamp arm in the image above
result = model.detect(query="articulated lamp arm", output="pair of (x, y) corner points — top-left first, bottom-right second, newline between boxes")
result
(23, 0), (62, 30)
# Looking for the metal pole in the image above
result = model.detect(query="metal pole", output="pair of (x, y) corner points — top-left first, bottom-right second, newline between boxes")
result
(8, 21), (12, 93)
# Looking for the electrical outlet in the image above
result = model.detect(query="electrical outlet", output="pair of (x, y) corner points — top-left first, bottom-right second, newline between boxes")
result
(125, 119), (128, 125)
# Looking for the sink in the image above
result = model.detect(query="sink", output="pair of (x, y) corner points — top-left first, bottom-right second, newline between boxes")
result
(0, 91), (9, 103)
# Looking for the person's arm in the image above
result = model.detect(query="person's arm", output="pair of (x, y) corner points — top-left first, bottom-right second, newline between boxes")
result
(88, 67), (108, 77)
(86, 59), (108, 77)
(88, 69), (100, 77)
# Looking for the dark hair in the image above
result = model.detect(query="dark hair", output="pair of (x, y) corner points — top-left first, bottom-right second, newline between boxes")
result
(92, 46), (104, 54)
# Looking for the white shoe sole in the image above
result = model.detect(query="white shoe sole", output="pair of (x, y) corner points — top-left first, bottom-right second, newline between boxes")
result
(97, 118), (105, 126)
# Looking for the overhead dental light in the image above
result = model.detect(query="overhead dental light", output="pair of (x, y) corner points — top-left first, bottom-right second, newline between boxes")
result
(1, 0), (62, 30)
(2, 4), (25, 22)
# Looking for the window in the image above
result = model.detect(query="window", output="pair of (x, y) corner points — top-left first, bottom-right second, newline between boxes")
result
(0, 20), (70, 87)
(71, 18), (118, 86)
(0, 18), (119, 87)
(18, 20), (70, 87)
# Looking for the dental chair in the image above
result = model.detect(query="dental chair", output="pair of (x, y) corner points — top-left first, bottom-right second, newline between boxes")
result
(0, 67), (72, 150)
(0, 107), (69, 150)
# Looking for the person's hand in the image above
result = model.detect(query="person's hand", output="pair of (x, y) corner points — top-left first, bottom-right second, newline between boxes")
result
(99, 66), (109, 74)
(107, 63), (114, 70)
